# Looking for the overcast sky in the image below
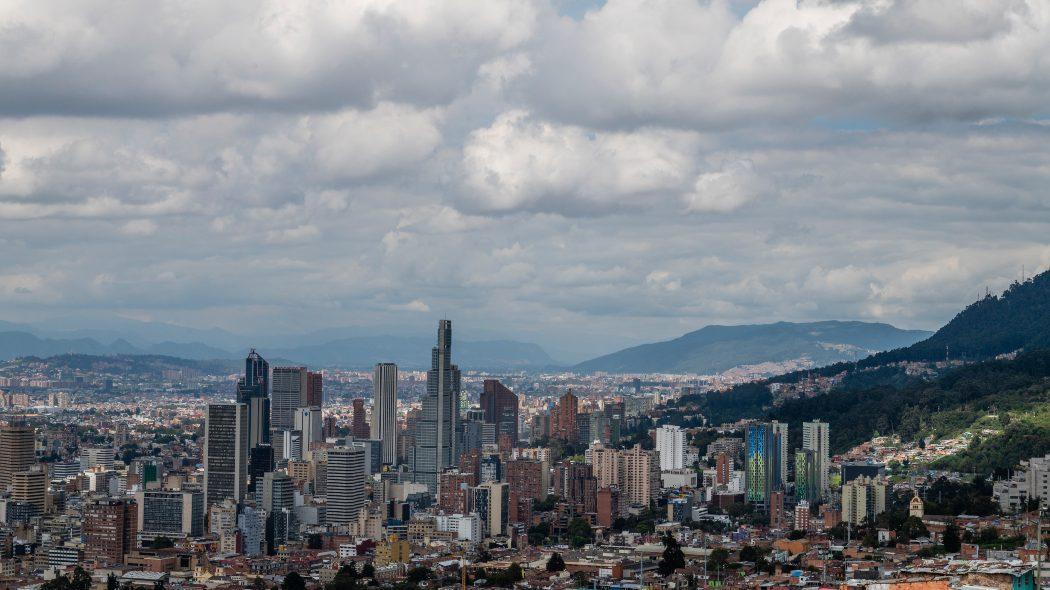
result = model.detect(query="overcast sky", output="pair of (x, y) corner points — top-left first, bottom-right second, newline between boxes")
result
(1, 0), (1049, 358)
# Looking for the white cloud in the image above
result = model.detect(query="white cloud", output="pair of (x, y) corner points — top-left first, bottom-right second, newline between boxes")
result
(120, 219), (158, 236)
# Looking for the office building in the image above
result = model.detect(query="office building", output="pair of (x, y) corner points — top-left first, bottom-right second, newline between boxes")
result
(11, 468), (46, 513)
(237, 349), (271, 449)
(306, 370), (323, 407)
(802, 421), (830, 494)
(351, 398), (371, 438)
(716, 452), (732, 486)
(84, 497), (137, 566)
(326, 446), (367, 524)
(281, 430), (303, 462)
(412, 320), (461, 493)
(372, 363), (398, 465)
(656, 425), (685, 471)
(472, 481), (509, 537)
(745, 422), (784, 510)
(261, 472), (296, 552)
(794, 449), (820, 506)
(0, 423), (36, 490)
(248, 445), (274, 492)
(136, 489), (205, 546)
(841, 462), (885, 484)
(238, 506), (265, 556)
(772, 421), (789, 485)
(480, 379), (518, 444)
(204, 403), (249, 508)
(271, 366), (308, 431)
(553, 461), (598, 514)
(294, 406), (323, 446)
(597, 486), (621, 527)
(439, 469), (476, 514)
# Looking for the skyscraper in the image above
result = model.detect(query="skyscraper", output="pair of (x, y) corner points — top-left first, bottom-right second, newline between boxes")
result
(794, 449), (820, 505)
(326, 446), (366, 524)
(772, 421), (789, 486)
(745, 422), (784, 510)
(204, 403), (249, 508)
(136, 489), (205, 546)
(294, 406), (323, 447)
(551, 390), (578, 442)
(0, 423), (36, 490)
(306, 371), (323, 407)
(413, 320), (461, 493)
(480, 379), (518, 444)
(372, 363), (398, 465)
(271, 366), (308, 431)
(237, 349), (270, 449)
(802, 420), (830, 496)
(260, 472), (296, 553)
(656, 425), (685, 471)
(351, 398), (371, 439)
(84, 497), (137, 566)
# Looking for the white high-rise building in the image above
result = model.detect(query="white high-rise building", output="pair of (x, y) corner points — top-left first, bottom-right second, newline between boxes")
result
(802, 421), (830, 495)
(294, 407), (323, 446)
(326, 446), (366, 525)
(372, 363), (398, 465)
(656, 425), (685, 471)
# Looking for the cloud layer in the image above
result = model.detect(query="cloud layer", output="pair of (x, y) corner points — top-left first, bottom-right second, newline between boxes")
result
(2, 0), (1049, 357)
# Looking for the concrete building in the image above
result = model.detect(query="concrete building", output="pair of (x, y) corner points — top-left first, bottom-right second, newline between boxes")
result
(372, 363), (398, 465)
(656, 425), (685, 471)
(204, 403), (249, 508)
(802, 420), (831, 495)
(0, 424), (36, 490)
(842, 476), (887, 525)
(326, 446), (367, 525)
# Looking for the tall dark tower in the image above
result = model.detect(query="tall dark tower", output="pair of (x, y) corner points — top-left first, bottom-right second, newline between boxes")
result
(412, 320), (461, 493)
(237, 349), (271, 486)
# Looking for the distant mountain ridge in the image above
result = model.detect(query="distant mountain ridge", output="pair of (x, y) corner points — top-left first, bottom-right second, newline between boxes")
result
(573, 320), (931, 374)
(0, 330), (554, 370)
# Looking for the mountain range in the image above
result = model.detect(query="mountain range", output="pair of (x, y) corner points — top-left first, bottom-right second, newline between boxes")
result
(572, 320), (931, 374)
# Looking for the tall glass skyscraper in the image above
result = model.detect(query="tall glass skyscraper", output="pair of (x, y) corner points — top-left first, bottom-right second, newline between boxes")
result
(237, 349), (270, 448)
(745, 422), (784, 510)
(412, 320), (461, 493)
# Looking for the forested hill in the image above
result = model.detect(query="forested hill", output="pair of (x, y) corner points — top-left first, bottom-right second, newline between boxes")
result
(862, 270), (1050, 365)
(766, 270), (1050, 385)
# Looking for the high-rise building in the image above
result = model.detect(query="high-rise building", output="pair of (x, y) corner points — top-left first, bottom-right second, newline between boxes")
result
(237, 349), (271, 449)
(248, 445), (274, 492)
(745, 422), (784, 510)
(326, 446), (366, 524)
(772, 421), (789, 485)
(372, 363), (398, 465)
(306, 371), (323, 407)
(506, 459), (547, 503)
(472, 481), (509, 537)
(794, 500), (811, 531)
(260, 471), (296, 552)
(551, 391), (578, 442)
(136, 489), (204, 546)
(294, 406), (323, 446)
(480, 380), (518, 444)
(281, 430), (303, 462)
(656, 425), (685, 471)
(438, 469), (476, 515)
(412, 320), (461, 493)
(841, 476), (888, 525)
(770, 490), (786, 529)
(794, 449), (820, 506)
(84, 497), (137, 565)
(802, 421), (830, 495)
(238, 506), (265, 556)
(205, 403), (249, 508)
(620, 444), (659, 508)
(716, 452), (732, 486)
(553, 461), (598, 514)
(271, 366), (308, 431)
(351, 398), (370, 439)
(0, 423), (36, 490)
(11, 468), (47, 513)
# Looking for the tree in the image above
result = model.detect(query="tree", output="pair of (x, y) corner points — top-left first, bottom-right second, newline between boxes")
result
(706, 548), (730, 572)
(738, 545), (762, 563)
(567, 517), (594, 548)
(546, 552), (566, 572)
(787, 529), (806, 540)
(107, 574), (119, 590)
(282, 572), (306, 590)
(943, 522), (962, 553)
(252, 577), (268, 590)
(406, 567), (432, 584)
(528, 522), (551, 546)
(658, 534), (686, 576)
(361, 563), (375, 578)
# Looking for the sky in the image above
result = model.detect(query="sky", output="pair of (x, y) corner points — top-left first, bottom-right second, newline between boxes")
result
(1, 0), (1049, 359)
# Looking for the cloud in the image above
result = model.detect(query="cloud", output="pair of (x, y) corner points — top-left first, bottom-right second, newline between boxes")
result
(460, 110), (700, 214)
(684, 159), (767, 213)
(120, 219), (158, 236)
